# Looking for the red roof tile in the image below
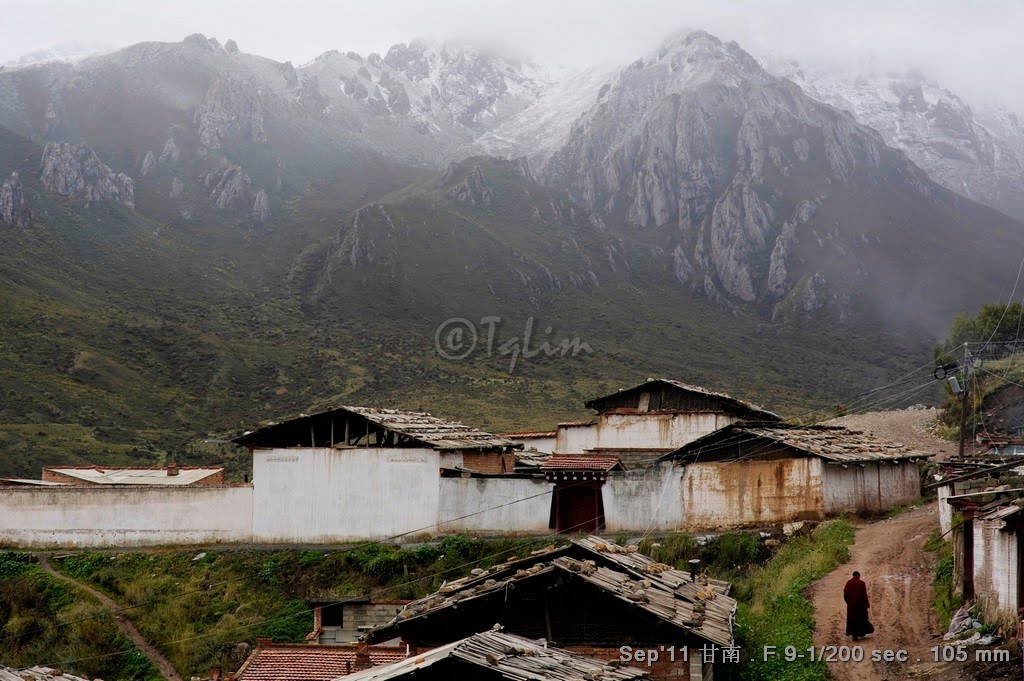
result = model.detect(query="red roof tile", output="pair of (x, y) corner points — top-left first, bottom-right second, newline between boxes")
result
(235, 645), (407, 681)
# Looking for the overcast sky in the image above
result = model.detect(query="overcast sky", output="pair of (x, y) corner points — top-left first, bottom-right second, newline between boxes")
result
(3, 0), (1022, 110)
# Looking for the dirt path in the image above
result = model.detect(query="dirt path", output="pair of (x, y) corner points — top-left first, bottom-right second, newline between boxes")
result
(38, 556), (183, 681)
(808, 503), (949, 681)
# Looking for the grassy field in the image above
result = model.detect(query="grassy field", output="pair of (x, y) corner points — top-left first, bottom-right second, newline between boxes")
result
(0, 536), (552, 678)
(730, 520), (857, 681)
(0, 552), (160, 680)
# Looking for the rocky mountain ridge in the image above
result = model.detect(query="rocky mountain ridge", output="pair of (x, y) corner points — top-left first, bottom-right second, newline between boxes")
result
(768, 58), (1024, 221)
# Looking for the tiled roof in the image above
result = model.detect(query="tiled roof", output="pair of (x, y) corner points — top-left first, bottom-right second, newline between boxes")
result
(501, 430), (557, 438)
(665, 423), (931, 464)
(585, 378), (780, 420)
(368, 537), (735, 648)
(43, 466), (222, 486)
(541, 454), (623, 471)
(233, 406), (518, 451)
(340, 630), (649, 681)
(234, 644), (408, 681)
(0, 668), (90, 681)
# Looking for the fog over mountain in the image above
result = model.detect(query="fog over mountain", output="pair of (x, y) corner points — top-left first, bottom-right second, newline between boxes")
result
(4, 0), (1024, 112)
(0, 3), (1022, 480)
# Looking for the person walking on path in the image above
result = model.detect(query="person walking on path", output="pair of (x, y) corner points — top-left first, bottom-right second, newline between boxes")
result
(843, 570), (874, 641)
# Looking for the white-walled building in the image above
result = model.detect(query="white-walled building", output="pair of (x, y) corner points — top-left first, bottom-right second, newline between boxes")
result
(553, 379), (780, 465)
(0, 384), (930, 546)
(663, 423), (929, 527)
(234, 406), (525, 543)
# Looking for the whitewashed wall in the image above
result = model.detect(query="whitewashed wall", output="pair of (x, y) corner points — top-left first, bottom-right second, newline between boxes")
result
(679, 458), (824, 528)
(439, 477), (551, 534)
(821, 462), (920, 514)
(937, 484), (954, 535)
(974, 520), (1020, 631)
(0, 486), (252, 547)
(555, 413), (735, 454)
(251, 447), (442, 542)
(603, 463), (685, 532)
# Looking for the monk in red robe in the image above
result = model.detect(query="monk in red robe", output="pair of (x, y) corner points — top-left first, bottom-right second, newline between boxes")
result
(843, 571), (874, 640)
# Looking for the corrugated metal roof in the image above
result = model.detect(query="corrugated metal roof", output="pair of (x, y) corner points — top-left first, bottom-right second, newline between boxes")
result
(43, 466), (222, 486)
(233, 406), (518, 451)
(370, 537), (735, 648)
(585, 378), (780, 420)
(665, 423), (931, 464)
(234, 644), (408, 681)
(339, 630), (649, 681)
(0, 478), (68, 486)
(0, 669), (90, 681)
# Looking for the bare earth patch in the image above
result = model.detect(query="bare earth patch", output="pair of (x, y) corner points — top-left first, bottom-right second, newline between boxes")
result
(828, 408), (956, 460)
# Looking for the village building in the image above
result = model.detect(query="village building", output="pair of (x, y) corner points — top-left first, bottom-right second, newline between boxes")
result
(231, 640), (409, 681)
(339, 630), (651, 681)
(945, 487), (1024, 635)
(40, 464), (224, 486)
(233, 405), (531, 542)
(662, 423), (929, 527)
(364, 536), (736, 681)
(0, 382), (933, 546)
(309, 598), (410, 645)
(553, 379), (781, 466)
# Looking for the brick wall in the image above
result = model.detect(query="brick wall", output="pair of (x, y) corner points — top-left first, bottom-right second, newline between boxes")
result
(461, 452), (516, 474)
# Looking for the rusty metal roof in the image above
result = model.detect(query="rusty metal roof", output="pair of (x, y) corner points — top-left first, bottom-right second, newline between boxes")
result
(340, 630), (650, 681)
(665, 423), (931, 464)
(233, 406), (519, 451)
(368, 537), (735, 648)
(585, 378), (780, 420)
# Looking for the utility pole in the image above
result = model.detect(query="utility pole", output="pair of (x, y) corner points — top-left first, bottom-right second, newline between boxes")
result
(957, 344), (972, 459)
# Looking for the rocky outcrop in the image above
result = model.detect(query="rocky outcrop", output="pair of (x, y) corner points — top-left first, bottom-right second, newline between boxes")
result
(0, 172), (33, 228)
(158, 138), (181, 165)
(252, 189), (270, 223)
(194, 77), (266, 149)
(40, 141), (134, 207)
(445, 164), (493, 207)
(204, 164), (252, 210)
(140, 151), (156, 176)
(169, 177), (184, 198)
(376, 71), (411, 115)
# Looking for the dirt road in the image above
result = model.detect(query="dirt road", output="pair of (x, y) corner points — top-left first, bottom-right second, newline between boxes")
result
(807, 503), (1020, 681)
(38, 556), (183, 681)
(808, 504), (943, 680)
